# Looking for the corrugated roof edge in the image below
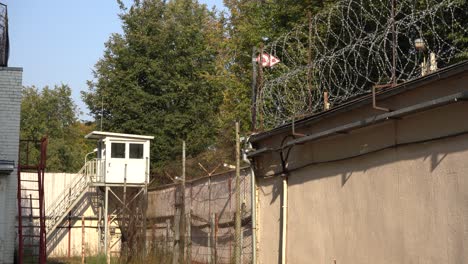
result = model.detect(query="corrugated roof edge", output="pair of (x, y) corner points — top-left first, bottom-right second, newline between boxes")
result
(249, 60), (468, 143)
(85, 131), (154, 140)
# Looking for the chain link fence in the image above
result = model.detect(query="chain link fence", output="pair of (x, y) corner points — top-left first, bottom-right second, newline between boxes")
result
(146, 168), (252, 264)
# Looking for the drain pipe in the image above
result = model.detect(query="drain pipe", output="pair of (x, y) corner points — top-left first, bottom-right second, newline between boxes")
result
(243, 139), (257, 264)
(279, 136), (292, 264)
(281, 174), (288, 264)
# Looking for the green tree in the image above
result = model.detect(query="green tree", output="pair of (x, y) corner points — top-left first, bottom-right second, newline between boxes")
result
(221, 0), (467, 129)
(218, 0), (338, 130)
(20, 84), (94, 172)
(83, 0), (224, 170)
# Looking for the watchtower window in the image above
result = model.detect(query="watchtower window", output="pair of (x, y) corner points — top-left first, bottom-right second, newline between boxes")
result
(111, 143), (126, 158)
(129, 143), (143, 159)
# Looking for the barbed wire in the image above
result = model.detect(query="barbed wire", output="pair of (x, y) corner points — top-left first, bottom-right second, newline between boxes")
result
(0, 3), (9, 67)
(257, 0), (467, 128)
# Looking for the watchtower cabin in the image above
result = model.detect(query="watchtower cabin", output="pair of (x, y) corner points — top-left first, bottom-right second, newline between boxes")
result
(85, 131), (154, 185)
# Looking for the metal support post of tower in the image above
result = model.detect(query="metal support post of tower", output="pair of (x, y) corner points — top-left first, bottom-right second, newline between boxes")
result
(104, 186), (109, 261)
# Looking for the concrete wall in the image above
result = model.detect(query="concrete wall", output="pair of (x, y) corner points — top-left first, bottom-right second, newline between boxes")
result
(284, 132), (468, 264)
(253, 69), (468, 263)
(256, 176), (281, 264)
(20, 172), (108, 258)
(0, 67), (22, 264)
(21, 172), (126, 258)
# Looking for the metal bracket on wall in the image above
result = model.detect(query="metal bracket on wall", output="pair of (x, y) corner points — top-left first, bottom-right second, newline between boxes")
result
(291, 115), (306, 137)
(372, 84), (393, 112)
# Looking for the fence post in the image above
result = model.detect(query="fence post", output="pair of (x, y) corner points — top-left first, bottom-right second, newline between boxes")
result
(235, 121), (242, 264)
(251, 46), (257, 130)
(181, 141), (186, 262)
(208, 214), (212, 264)
(214, 213), (219, 264)
(240, 202), (245, 264)
(187, 212), (191, 263)
(152, 223), (156, 255)
(173, 201), (180, 264)
(188, 181), (193, 263)
(165, 219), (171, 253)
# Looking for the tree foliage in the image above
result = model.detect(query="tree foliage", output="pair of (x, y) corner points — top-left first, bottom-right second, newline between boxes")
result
(83, 0), (225, 171)
(20, 85), (94, 172)
(218, 0), (338, 129)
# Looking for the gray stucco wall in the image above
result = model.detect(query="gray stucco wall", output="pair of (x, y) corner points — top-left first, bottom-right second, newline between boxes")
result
(253, 69), (468, 263)
(0, 67), (22, 264)
(285, 132), (468, 263)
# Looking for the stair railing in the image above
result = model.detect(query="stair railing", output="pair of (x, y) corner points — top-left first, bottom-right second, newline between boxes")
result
(46, 161), (90, 232)
(86, 158), (105, 183)
(45, 159), (105, 235)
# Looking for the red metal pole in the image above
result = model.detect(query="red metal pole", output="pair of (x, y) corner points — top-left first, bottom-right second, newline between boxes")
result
(25, 141), (29, 166)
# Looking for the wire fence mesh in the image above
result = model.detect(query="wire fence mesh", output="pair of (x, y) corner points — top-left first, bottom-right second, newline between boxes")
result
(147, 168), (252, 264)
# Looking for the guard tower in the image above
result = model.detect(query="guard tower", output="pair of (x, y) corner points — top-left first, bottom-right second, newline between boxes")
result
(44, 131), (154, 260)
(84, 131), (154, 260)
(85, 131), (153, 185)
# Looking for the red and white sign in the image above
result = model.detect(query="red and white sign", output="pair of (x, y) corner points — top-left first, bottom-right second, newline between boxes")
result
(256, 53), (280, 67)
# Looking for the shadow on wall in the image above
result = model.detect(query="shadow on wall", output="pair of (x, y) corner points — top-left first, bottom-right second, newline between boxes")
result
(292, 132), (468, 187)
(258, 132), (468, 205)
(47, 190), (99, 256)
(254, 132), (468, 264)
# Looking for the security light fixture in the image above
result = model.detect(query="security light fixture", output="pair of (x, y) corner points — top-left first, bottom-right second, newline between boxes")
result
(414, 38), (426, 52)
(85, 148), (98, 163)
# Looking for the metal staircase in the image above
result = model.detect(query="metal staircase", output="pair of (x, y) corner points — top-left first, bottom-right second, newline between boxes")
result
(45, 163), (91, 239)
(43, 158), (105, 255)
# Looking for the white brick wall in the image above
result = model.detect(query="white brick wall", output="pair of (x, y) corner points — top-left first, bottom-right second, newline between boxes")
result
(0, 67), (22, 264)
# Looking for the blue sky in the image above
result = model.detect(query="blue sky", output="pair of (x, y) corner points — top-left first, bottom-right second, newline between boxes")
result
(3, 0), (225, 120)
